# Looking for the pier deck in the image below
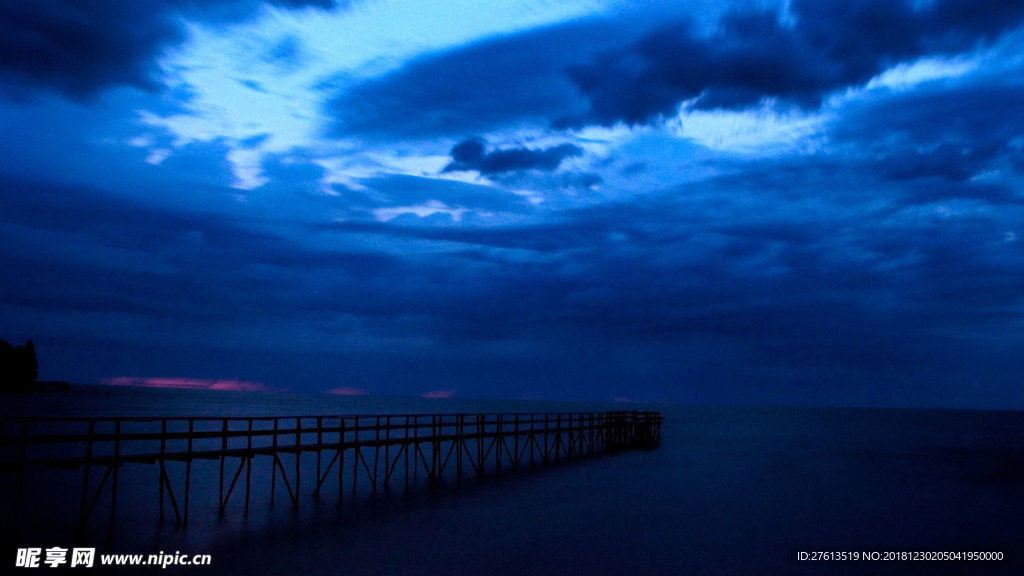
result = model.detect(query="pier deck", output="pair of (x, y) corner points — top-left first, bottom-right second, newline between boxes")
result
(1, 411), (662, 540)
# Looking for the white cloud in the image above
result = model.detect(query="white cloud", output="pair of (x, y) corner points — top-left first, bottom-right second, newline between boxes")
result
(145, 148), (173, 165)
(866, 56), (977, 91)
(667, 100), (829, 155)
(372, 199), (471, 222)
(135, 0), (615, 194)
(226, 147), (270, 189)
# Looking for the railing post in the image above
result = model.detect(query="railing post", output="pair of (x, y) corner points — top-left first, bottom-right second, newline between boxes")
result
(77, 421), (93, 536)
(513, 414), (520, 468)
(218, 419), (227, 514)
(271, 418), (278, 506)
(245, 418), (253, 516)
(404, 416), (411, 490)
(339, 418), (346, 500)
(352, 417), (360, 494)
(295, 417), (302, 508)
(108, 419), (120, 542)
(159, 419), (166, 521)
(412, 415), (419, 484)
(372, 416), (380, 494)
(315, 416), (322, 499)
(383, 416), (391, 488)
(184, 419), (193, 526)
(455, 414), (463, 481)
(495, 413), (503, 473)
(430, 414), (440, 485)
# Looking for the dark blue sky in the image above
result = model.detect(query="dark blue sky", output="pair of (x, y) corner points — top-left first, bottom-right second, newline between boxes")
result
(2, 0), (1024, 408)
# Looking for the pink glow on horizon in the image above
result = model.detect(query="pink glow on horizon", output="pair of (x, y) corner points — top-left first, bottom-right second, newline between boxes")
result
(103, 376), (270, 392)
(421, 389), (455, 399)
(326, 386), (368, 396)
(612, 397), (633, 403)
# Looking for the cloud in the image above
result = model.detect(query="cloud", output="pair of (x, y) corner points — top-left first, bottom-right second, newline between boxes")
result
(103, 376), (270, 391)
(0, 175), (403, 351)
(562, 0), (1024, 127)
(326, 386), (368, 395)
(0, 0), (178, 97)
(0, 0), (341, 98)
(831, 76), (1024, 192)
(348, 173), (534, 222)
(5, 1), (1024, 407)
(328, 17), (627, 138)
(263, 35), (306, 70)
(442, 138), (583, 175)
(326, 1), (1024, 139)
(274, 0), (338, 8)
(422, 389), (455, 399)
(7, 134), (1024, 404)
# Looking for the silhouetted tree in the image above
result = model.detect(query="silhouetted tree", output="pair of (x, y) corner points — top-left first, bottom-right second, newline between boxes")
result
(24, 340), (38, 383)
(0, 339), (38, 392)
(0, 340), (13, 388)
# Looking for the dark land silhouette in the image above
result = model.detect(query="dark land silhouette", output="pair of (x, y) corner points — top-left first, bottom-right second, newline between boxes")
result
(1, 339), (39, 392)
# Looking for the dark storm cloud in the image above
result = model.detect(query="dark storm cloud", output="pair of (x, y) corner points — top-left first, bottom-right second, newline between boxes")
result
(560, 172), (602, 190)
(880, 145), (996, 183)
(442, 138), (583, 175)
(563, 0), (1024, 126)
(836, 80), (1024, 148)
(0, 175), (398, 331)
(4, 2), (1024, 405)
(5, 145), (1024, 402)
(318, 174), (1024, 378)
(832, 78), (1024, 193)
(322, 216), (613, 255)
(0, 0), (340, 98)
(326, 0), (1024, 139)
(1014, 148), (1024, 174)
(0, 0), (178, 96)
(562, 12), (823, 126)
(328, 18), (629, 138)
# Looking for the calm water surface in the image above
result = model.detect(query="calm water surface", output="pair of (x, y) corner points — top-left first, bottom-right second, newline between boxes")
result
(3, 386), (1024, 575)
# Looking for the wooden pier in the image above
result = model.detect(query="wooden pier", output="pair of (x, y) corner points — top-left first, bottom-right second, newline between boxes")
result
(1, 411), (662, 540)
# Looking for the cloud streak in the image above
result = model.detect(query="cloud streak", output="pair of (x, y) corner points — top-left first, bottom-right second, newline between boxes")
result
(0, 0), (341, 98)
(562, 0), (1024, 126)
(422, 389), (455, 399)
(103, 376), (271, 392)
(442, 138), (583, 175)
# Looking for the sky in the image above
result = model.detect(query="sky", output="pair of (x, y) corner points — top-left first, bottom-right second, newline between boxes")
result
(2, 0), (1024, 408)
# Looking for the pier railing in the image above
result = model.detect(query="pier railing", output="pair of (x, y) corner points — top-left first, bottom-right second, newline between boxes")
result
(1, 411), (662, 539)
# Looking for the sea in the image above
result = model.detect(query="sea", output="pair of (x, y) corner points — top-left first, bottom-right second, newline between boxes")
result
(3, 384), (1024, 575)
